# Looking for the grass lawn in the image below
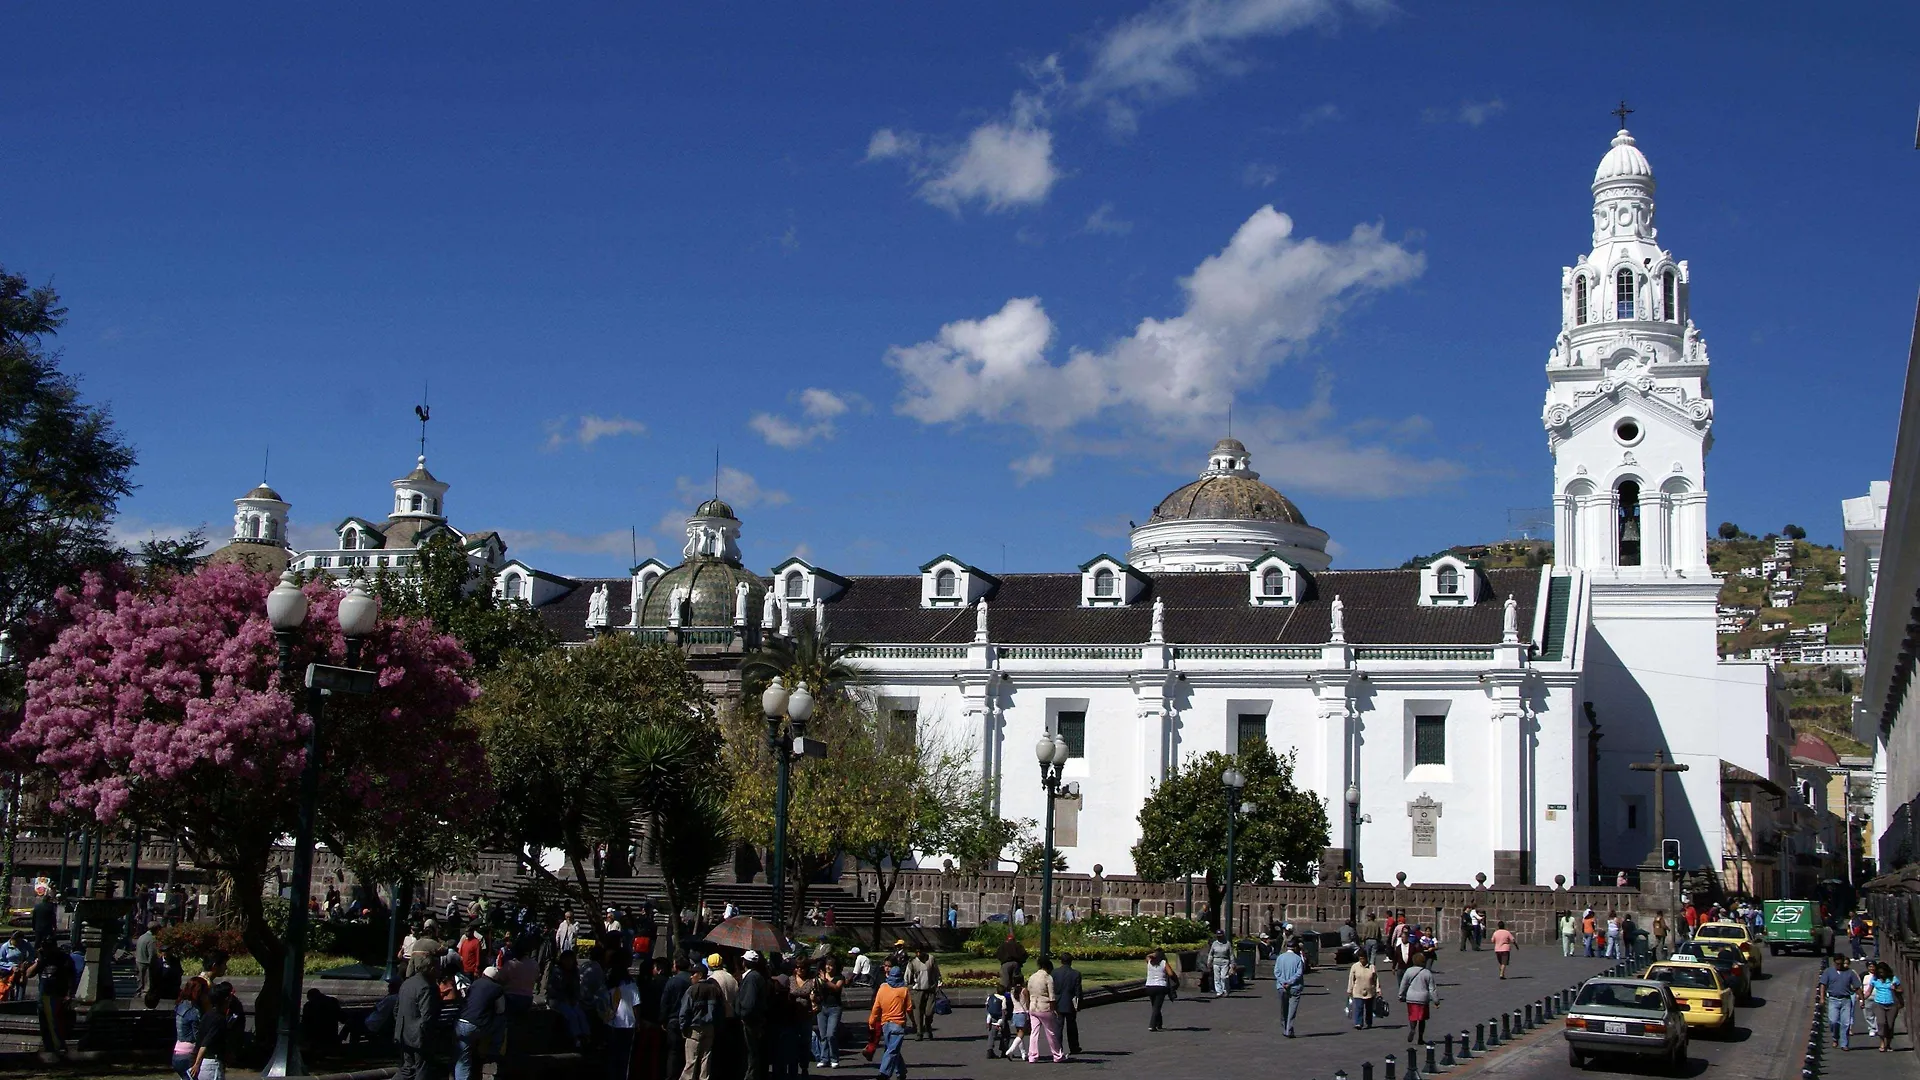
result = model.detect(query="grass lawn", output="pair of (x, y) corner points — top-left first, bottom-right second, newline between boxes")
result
(934, 952), (1150, 987)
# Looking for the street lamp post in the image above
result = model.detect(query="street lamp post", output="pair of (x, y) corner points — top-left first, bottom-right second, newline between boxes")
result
(760, 677), (818, 933)
(1345, 784), (1372, 929)
(1222, 767), (1246, 939)
(1035, 733), (1076, 961)
(263, 574), (379, 1079)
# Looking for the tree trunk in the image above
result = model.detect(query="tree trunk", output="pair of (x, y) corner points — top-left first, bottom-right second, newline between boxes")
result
(230, 857), (284, 1067)
(787, 852), (832, 941)
(569, 853), (607, 938)
(869, 856), (906, 953)
(1203, 870), (1222, 931)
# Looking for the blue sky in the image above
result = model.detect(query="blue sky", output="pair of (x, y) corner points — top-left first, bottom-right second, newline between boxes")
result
(5, 2), (1916, 578)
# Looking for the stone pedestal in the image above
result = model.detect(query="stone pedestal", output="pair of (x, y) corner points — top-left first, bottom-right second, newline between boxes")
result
(73, 893), (134, 1005)
(1493, 850), (1531, 886)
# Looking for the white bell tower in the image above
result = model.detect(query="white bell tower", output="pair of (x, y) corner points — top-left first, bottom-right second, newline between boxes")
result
(1543, 126), (1714, 577)
(1546, 120), (1738, 880)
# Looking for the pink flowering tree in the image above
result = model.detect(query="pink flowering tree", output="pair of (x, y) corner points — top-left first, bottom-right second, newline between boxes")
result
(12, 561), (487, 1033)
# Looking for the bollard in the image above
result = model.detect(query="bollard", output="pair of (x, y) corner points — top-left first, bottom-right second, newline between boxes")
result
(1426, 1042), (1438, 1075)
(1488, 1017), (1501, 1047)
(1385, 1053), (1397, 1080)
(1515, 1008), (1525, 1033)
(1406, 1053), (1419, 1080)
(1363, 1063), (1375, 1080)
(1442, 1034), (1456, 1068)
(1336, 1071), (1348, 1080)
(1475, 1022), (1486, 1051)
(1458, 1030), (1472, 1061)
(1500, 1013), (1510, 1041)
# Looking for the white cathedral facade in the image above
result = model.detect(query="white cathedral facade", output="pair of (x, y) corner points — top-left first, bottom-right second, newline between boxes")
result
(212, 127), (1788, 891)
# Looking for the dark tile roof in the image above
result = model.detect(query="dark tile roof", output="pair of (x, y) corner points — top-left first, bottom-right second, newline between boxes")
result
(536, 576), (640, 644)
(533, 567), (1545, 648)
(824, 568), (1543, 647)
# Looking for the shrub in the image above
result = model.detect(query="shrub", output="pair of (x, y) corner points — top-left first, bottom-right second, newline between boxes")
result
(963, 911), (1207, 956)
(157, 921), (247, 964)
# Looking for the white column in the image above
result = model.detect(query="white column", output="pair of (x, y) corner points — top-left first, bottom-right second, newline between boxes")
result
(1555, 494), (1578, 567)
(1488, 679), (1527, 880)
(1643, 492), (1670, 570)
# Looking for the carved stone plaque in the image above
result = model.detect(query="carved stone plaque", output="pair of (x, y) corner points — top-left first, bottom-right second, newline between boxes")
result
(1408, 793), (1442, 858)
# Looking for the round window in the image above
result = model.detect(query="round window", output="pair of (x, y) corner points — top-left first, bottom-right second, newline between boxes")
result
(1614, 419), (1642, 445)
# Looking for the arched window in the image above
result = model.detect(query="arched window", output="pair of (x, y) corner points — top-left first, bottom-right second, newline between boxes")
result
(267, 520), (279, 541)
(1093, 568), (1116, 597)
(1575, 276), (1588, 325)
(427, 498), (437, 514)
(246, 516), (260, 539)
(1436, 565), (1460, 595)
(409, 494), (423, 512)
(935, 568), (957, 597)
(342, 530), (357, 550)
(1662, 270), (1676, 322)
(504, 574), (524, 600)
(785, 571), (805, 599)
(1261, 567), (1285, 596)
(640, 571), (659, 598)
(1615, 268), (1635, 319)
(1617, 480), (1642, 566)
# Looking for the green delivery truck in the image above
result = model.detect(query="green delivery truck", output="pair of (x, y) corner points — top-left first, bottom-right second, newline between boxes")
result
(1762, 900), (1834, 956)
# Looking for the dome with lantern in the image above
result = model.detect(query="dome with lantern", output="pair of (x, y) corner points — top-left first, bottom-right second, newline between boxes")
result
(638, 498), (769, 627)
(1126, 438), (1332, 572)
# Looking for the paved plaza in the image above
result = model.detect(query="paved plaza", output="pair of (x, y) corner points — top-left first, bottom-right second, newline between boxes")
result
(888, 947), (1622, 1080)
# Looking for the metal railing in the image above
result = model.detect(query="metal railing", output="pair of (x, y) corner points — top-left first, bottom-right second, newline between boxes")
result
(1172, 645), (1323, 661)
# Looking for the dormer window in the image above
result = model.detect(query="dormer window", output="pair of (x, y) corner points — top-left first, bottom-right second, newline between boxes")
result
(1419, 556), (1478, 606)
(409, 494), (423, 512)
(504, 573), (524, 601)
(342, 530), (357, 551)
(920, 555), (995, 608)
(1079, 555), (1143, 607)
(1094, 569), (1116, 597)
(1247, 552), (1300, 607)
(935, 569), (957, 598)
(785, 571), (806, 600)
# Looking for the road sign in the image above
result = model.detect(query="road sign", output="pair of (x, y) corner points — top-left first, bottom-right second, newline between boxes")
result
(305, 663), (377, 695)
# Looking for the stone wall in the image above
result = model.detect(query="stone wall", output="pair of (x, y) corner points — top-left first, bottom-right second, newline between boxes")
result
(844, 867), (1652, 946)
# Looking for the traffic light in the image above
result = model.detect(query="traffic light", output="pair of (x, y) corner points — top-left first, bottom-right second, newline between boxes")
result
(1661, 838), (1681, 871)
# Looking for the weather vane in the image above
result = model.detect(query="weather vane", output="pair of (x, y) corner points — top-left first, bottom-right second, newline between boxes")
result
(1612, 100), (1633, 130)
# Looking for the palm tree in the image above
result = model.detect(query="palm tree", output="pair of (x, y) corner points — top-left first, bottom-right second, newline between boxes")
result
(741, 621), (865, 704)
(610, 724), (726, 955)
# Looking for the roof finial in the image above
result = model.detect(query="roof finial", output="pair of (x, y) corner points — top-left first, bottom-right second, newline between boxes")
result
(414, 381), (431, 461)
(262, 445), (270, 484)
(714, 446), (721, 501)
(1226, 397), (1233, 439)
(1611, 100), (1633, 131)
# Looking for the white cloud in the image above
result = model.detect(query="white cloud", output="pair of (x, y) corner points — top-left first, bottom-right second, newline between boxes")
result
(546, 414), (647, 450)
(1081, 0), (1354, 111)
(868, 92), (1059, 213)
(657, 466), (790, 535)
(751, 388), (861, 449)
(110, 518), (208, 554)
(499, 528), (647, 558)
(1424, 98), (1506, 127)
(1010, 452), (1056, 483)
(1083, 202), (1134, 235)
(1242, 162), (1280, 188)
(1297, 102), (1342, 128)
(888, 205), (1422, 435)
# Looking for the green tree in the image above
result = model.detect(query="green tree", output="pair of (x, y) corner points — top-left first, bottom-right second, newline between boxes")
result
(609, 724), (731, 952)
(0, 266), (137, 684)
(841, 723), (981, 946)
(1131, 741), (1329, 928)
(472, 636), (718, 929)
(1718, 522), (1741, 541)
(1784, 524), (1807, 541)
(945, 797), (1030, 874)
(366, 531), (555, 672)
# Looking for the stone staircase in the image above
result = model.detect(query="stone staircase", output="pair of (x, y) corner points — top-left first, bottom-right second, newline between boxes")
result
(480, 868), (905, 934)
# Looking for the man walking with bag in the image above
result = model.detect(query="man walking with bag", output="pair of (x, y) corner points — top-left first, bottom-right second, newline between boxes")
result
(1052, 955), (1084, 1055)
(906, 948), (941, 1041)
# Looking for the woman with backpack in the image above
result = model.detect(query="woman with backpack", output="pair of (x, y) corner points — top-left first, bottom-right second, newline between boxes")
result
(1143, 949), (1176, 1032)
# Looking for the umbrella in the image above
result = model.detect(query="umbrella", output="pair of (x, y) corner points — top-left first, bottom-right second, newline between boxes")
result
(705, 916), (785, 954)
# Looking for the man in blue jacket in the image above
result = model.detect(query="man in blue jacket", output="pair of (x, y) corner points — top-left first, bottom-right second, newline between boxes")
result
(1272, 939), (1307, 1039)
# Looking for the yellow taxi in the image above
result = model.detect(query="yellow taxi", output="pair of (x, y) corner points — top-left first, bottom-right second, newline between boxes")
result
(1640, 960), (1737, 1032)
(1689, 921), (1764, 977)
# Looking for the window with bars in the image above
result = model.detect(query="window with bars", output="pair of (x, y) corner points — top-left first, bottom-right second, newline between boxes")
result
(1575, 276), (1588, 325)
(1662, 271), (1676, 322)
(886, 708), (917, 752)
(1616, 268), (1635, 319)
(1414, 716), (1446, 766)
(1056, 711), (1086, 759)
(1236, 713), (1267, 753)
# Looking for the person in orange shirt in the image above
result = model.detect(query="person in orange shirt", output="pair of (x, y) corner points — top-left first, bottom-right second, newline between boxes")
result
(1581, 910), (1598, 957)
(868, 964), (913, 1079)
(459, 929), (483, 977)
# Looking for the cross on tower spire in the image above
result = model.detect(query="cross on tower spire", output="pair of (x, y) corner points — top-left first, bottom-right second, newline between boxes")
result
(1612, 100), (1634, 130)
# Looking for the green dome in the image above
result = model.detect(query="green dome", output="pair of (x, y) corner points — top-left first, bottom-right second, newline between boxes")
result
(639, 556), (767, 627)
(693, 498), (737, 519)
